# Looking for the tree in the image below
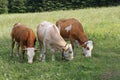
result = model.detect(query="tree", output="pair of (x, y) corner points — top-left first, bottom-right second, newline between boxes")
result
(8, 0), (26, 13)
(0, 0), (8, 14)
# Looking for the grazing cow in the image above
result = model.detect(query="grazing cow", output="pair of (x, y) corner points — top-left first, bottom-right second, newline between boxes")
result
(37, 21), (74, 61)
(56, 18), (93, 57)
(11, 23), (37, 63)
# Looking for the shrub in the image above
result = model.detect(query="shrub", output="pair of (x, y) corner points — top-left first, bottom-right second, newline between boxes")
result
(8, 0), (26, 13)
(0, 0), (8, 14)
(2, 0), (120, 13)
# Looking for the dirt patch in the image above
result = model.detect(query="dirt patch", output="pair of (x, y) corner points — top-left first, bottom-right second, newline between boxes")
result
(101, 70), (119, 80)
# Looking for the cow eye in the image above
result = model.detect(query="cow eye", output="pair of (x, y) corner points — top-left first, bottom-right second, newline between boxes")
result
(86, 47), (89, 50)
(69, 51), (72, 54)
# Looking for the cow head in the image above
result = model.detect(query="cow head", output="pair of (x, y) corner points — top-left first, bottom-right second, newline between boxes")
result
(82, 40), (93, 57)
(23, 48), (37, 63)
(63, 44), (74, 61)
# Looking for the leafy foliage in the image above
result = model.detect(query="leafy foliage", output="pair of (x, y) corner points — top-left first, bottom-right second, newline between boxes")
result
(8, 0), (26, 13)
(0, 0), (120, 13)
(0, 0), (8, 14)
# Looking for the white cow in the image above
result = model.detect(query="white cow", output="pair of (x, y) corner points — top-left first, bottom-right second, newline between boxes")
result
(37, 21), (74, 61)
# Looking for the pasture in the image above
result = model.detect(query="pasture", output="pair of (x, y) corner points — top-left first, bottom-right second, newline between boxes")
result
(0, 6), (120, 80)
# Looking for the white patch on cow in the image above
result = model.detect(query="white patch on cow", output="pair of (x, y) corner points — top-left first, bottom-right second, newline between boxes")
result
(26, 48), (35, 63)
(65, 25), (72, 32)
(82, 40), (93, 57)
(63, 44), (74, 60)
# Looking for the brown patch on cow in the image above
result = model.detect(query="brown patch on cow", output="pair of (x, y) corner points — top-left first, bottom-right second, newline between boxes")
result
(100, 70), (119, 80)
(81, 43), (87, 48)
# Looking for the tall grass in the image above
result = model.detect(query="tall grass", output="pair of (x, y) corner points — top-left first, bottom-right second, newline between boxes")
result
(0, 6), (120, 80)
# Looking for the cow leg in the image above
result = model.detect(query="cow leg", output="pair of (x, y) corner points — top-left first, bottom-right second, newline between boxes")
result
(22, 47), (25, 60)
(40, 52), (46, 62)
(62, 51), (65, 60)
(69, 36), (75, 49)
(51, 49), (55, 61)
(74, 40), (79, 56)
(69, 36), (78, 56)
(10, 38), (15, 57)
(69, 37), (79, 56)
(52, 54), (55, 61)
(21, 49), (25, 63)
(40, 41), (46, 62)
(16, 42), (20, 57)
(40, 51), (46, 62)
(21, 42), (26, 61)
(39, 41), (43, 51)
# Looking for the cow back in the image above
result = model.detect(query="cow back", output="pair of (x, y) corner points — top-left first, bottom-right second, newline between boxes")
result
(11, 23), (36, 47)
(56, 18), (88, 45)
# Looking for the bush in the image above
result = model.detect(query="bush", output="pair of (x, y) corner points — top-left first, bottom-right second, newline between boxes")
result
(8, 0), (26, 13)
(1, 0), (120, 13)
(0, 0), (8, 14)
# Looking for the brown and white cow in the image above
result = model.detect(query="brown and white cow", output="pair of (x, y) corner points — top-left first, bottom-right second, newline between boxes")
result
(56, 18), (93, 57)
(11, 23), (37, 63)
(37, 21), (74, 61)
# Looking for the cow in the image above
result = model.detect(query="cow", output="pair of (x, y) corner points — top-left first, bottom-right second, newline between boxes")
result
(11, 23), (37, 63)
(37, 21), (74, 61)
(56, 18), (93, 57)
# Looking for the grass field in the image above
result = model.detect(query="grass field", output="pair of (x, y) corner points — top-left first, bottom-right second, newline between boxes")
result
(0, 6), (120, 80)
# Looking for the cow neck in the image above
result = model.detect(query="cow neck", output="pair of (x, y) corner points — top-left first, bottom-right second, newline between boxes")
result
(62, 43), (68, 51)
(75, 31), (87, 46)
(54, 34), (68, 51)
(78, 33), (88, 48)
(78, 38), (88, 48)
(27, 30), (35, 47)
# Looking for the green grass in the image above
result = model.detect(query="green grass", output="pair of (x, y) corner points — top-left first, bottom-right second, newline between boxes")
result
(0, 6), (120, 80)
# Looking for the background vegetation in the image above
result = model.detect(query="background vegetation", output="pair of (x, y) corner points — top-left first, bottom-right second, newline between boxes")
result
(0, 0), (120, 14)
(0, 6), (120, 80)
